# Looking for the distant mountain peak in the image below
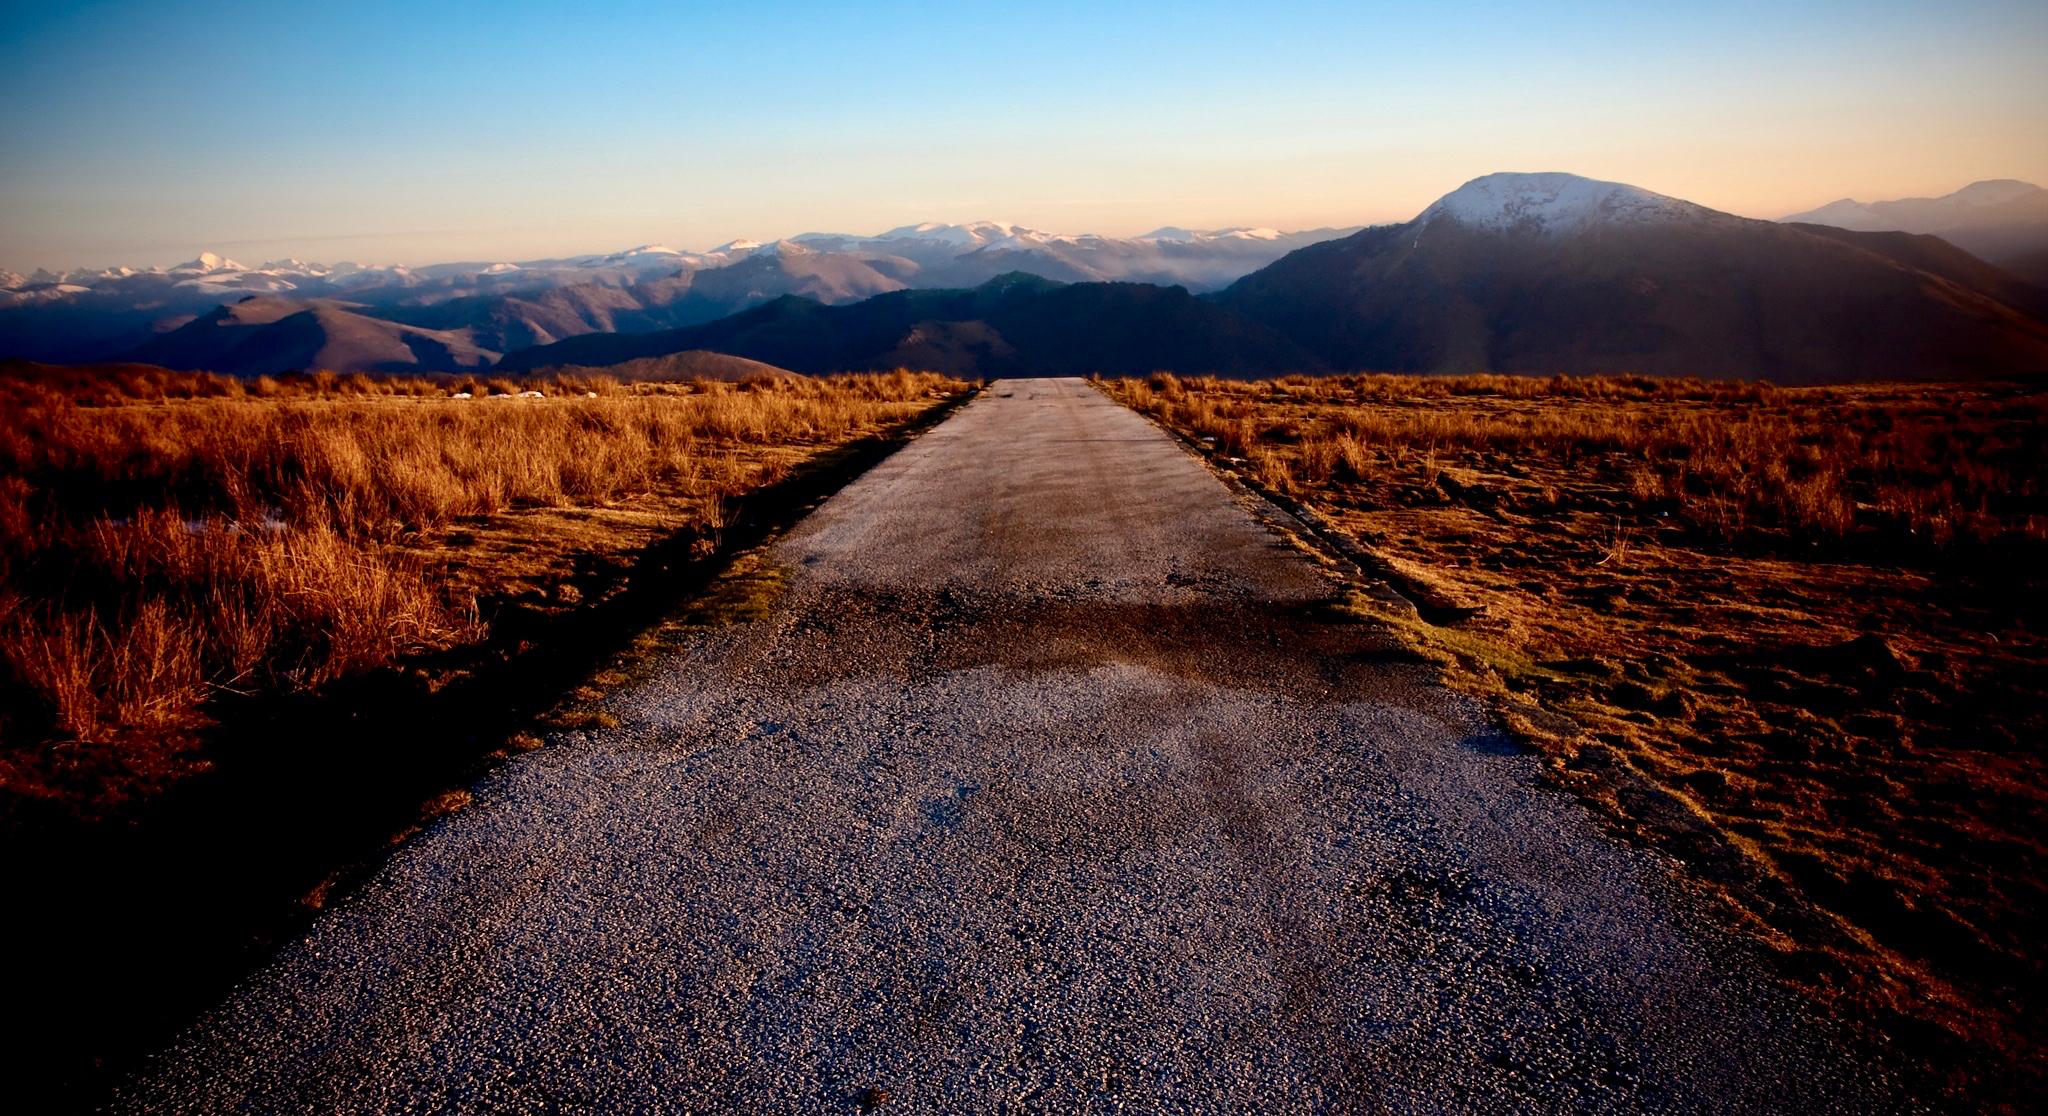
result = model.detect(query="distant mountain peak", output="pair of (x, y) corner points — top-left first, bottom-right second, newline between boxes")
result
(1782, 198), (1890, 230)
(1778, 180), (2048, 270)
(172, 250), (245, 273)
(1942, 179), (2040, 206)
(1421, 172), (1707, 234)
(873, 221), (1034, 248)
(744, 239), (813, 259)
(1138, 226), (1286, 243)
(1783, 180), (2045, 224)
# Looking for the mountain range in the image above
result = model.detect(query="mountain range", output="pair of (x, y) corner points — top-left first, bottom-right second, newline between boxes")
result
(122, 296), (499, 376)
(499, 274), (1321, 378)
(1782, 180), (2048, 284)
(8, 175), (2048, 382)
(0, 222), (1352, 368)
(502, 173), (2048, 384)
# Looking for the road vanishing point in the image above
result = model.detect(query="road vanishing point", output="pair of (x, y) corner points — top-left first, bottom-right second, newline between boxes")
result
(123, 378), (1913, 1113)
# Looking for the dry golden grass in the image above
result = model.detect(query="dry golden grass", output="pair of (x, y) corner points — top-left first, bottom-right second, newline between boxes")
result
(0, 365), (964, 812)
(1105, 371), (2048, 1081)
(1115, 372), (2044, 549)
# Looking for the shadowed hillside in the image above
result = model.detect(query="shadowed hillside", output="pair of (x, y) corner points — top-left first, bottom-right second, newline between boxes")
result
(123, 296), (498, 375)
(501, 275), (1322, 377)
(1217, 174), (2048, 383)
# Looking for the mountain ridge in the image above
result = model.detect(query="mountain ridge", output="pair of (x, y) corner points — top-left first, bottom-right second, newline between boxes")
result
(2, 221), (1356, 367)
(122, 296), (498, 375)
(505, 172), (2048, 384)
(499, 274), (1322, 378)
(12, 174), (2048, 381)
(1217, 173), (2048, 382)
(1782, 180), (2048, 282)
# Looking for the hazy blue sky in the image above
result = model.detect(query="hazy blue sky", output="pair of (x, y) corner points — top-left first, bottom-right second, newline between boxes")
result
(3, 0), (2045, 270)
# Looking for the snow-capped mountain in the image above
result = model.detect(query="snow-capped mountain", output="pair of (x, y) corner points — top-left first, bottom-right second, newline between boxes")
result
(762, 220), (1350, 283)
(2, 218), (1357, 364)
(8, 172), (2045, 381)
(1420, 172), (1721, 234)
(873, 221), (1033, 250)
(170, 251), (246, 274)
(498, 172), (2048, 383)
(1219, 171), (2048, 383)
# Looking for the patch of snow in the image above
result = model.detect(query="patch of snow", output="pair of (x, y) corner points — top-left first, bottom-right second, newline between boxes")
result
(175, 273), (300, 293)
(744, 239), (812, 259)
(872, 221), (1035, 248)
(973, 230), (1057, 252)
(1420, 172), (1710, 234)
(257, 258), (332, 276)
(171, 251), (245, 273)
(62, 265), (140, 282)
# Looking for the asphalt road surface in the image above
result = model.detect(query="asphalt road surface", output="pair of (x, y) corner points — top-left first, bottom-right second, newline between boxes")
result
(122, 378), (1916, 1113)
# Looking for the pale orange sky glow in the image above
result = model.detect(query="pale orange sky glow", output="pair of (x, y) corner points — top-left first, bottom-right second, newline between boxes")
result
(4, 2), (2045, 270)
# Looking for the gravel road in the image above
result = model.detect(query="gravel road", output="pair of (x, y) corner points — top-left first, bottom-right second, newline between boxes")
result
(120, 378), (1917, 1113)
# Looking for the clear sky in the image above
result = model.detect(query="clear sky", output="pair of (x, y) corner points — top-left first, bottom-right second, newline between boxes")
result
(3, 0), (2045, 271)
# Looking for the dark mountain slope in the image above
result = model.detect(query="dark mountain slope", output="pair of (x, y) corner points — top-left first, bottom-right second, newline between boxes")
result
(1783, 180), (2048, 267)
(384, 280), (687, 351)
(2004, 248), (2048, 288)
(122, 296), (498, 375)
(1219, 173), (2048, 383)
(1787, 224), (2048, 319)
(501, 275), (1320, 377)
(540, 350), (798, 383)
(379, 248), (912, 353)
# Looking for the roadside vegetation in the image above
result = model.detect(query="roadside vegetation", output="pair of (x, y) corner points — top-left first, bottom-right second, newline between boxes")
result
(1, 362), (968, 1105)
(1102, 371), (2047, 1087)
(0, 364), (964, 818)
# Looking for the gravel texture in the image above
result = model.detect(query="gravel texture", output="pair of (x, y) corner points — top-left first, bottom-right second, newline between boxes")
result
(119, 378), (1918, 1113)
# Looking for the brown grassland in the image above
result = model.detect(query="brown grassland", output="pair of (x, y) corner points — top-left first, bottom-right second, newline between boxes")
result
(0, 361), (969, 1101)
(0, 363), (966, 820)
(1102, 372), (2047, 1085)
